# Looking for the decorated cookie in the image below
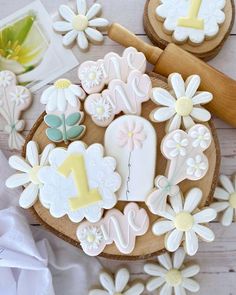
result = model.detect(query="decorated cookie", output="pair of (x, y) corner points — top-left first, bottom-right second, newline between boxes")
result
(77, 203), (149, 255)
(78, 47), (146, 94)
(144, 248), (200, 294)
(89, 268), (145, 295)
(53, 0), (109, 50)
(105, 115), (156, 201)
(147, 124), (212, 213)
(0, 71), (31, 150)
(85, 70), (152, 127)
(156, 0), (226, 45)
(152, 188), (216, 256)
(5, 141), (55, 208)
(150, 73), (213, 132)
(40, 78), (86, 143)
(211, 174), (236, 226)
(38, 141), (121, 223)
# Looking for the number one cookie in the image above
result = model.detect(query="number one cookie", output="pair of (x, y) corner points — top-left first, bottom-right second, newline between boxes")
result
(178, 0), (204, 29)
(58, 154), (102, 210)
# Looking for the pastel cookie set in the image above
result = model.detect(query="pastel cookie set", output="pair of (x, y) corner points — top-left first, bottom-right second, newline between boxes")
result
(6, 46), (218, 258)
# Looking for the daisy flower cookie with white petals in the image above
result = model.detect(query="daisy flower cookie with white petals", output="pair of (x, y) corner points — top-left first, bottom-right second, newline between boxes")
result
(53, 0), (109, 50)
(144, 248), (200, 294)
(211, 174), (236, 226)
(89, 268), (144, 295)
(152, 188), (217, 256)
(6, 141), (55, 209)
(150, 73), (213, 132)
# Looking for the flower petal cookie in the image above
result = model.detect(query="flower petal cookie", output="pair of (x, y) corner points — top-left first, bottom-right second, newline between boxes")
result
(0, 71), (31, 150)
(77, 203), (149, 255)
(6, 141), (55, 209)
(78, 47), (147, 94)
(38, 141), (121, 223)
(85, 70), (152, 127)
(150, 73), (213, 132)
(156, 0), (226, 45)
(53, 0), (109, 49)
(211, 174), (236, 226)
(144, 248), (200, 294)
(89, 268), (145, 295)
(105, 115), (157, 201)
(152, 188), (217, 256)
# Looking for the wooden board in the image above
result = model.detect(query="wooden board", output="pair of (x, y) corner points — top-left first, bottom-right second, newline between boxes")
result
(23, 73), (221, 260)
(144, 0), (235, 61)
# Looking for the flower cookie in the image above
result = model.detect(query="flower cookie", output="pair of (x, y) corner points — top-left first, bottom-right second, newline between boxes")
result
(156, 0), (226, 45)
(77, 203), (149, 255)
(152, 188), (217, 256)
(146, 124), (212, 213)
(40, 78), (86, 143)
(0, 71), (31, 150)
(85, 70), (152, 127)
(78, 47), (146, 94)
(150, 73), (213, 132)
(53, 0), (109, 50)
(105, 115), (157, 201)
(6, 141), (55, 209)
(144, 248), (200, 294)
(38, 141), (121, 223)
(89, 268), (145, 295)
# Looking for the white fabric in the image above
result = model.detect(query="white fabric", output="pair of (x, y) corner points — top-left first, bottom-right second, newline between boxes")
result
(0, 151), (102, 295)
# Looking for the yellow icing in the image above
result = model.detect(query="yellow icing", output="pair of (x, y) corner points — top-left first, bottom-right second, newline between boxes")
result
(58, 154), (102, 211)
(87, 234), (96, 243)
(178, 0), (204, 30)
(174, 211), (194, 231)
(128, 131), (133, 137)
(175, 97), (193, 116)
(229, 193), (236, 209)
(72, 15), (88, 31)
(165, 269), (182, 287)
(29, 166), (41, 185)
(96, 106), (105, 115)
(54, 79), (71, 89)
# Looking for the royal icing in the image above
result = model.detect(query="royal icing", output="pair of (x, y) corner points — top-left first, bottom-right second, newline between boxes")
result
(0, 71), (31, 150)
(78, 47), (147, 94)
(77, 203), (149, 255)
(156, 0), (226, 44)
(150, 73), (213, 132)
(146, 124), (212, 213)
(152, 188), (217, 256)
(53, 0), (109, 50)
(41, 78), (86, 143)
(5, 141), (55, 209)
(38, 141), (121, 223)
(105, 115), (157, 201)
(85, 70), (152, 127)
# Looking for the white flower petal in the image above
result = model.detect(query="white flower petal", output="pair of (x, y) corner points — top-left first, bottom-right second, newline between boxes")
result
(220, 175), (235, 194)
(53, 21), (73, 32)
(65, 89), (78, 107)
(146, 277), (165, 292)
(8, 156), (31, 173)
(124, 283), (144, 295)
(47, 91), (58, 112)
(63, 30), (78, 46)
(174, 286), (187, 295)
(153, 107), (176, 122)
(115, 268), (129, 292)
(221, 207), (234, 226)
(86, 3), (101, 20)
(152, 88), (176, 106)
(40, 144), (55, 166)
(99, 272), (115, 293)
(40, 86), (55, 104)
(192, 92), (213, 105)
(169, 73), (185, 98)
(183, 115), (195, 129)
(184, 230), (199, 256)
(158, 253), (172, 270)
(59, 5), (75, 22)
(173, 248), (186, 269)
(69, 84), (85, 97)
(210, 201), (229, 212)
(194, 208), (217, 223)
(144, 263), (167, 276)
(160, 283), (172, 295)
(182, 278), (200, 292)
(85, 27), (103, 42)
(169, 193), (183, 214)
(77, 31), (89, 49)
(19, 183), (39, 209)
(152, 220), (175, 236)
(166, 229), (183, 252)
(214, 187), (230, 200)
(166, 113), (181, 132)
(185, 75), (200, 98)
(191, 107), (211, 122)
(89, 18), (109, 28)
(26, 141), (39, 167)
(6, 173), (30, 188)
(181, 265), (200, 278)
(184, 188), (202, 213)
(57, 89), (67, 112)
(77, 0), (87, 15)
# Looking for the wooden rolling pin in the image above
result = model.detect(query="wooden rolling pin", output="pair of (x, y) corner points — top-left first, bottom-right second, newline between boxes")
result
(108, 23), (236, 127)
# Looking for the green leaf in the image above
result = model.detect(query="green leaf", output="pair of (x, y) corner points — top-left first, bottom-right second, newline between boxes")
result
(44, 115), (62, 128)
(66, 112), (81, 126)
(46, 128), (63, 142)
(67, 126), (85, 140)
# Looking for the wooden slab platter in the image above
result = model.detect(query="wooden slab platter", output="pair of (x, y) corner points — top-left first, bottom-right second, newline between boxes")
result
(143, 0), (235, 61)
(24, 73), (221, 260)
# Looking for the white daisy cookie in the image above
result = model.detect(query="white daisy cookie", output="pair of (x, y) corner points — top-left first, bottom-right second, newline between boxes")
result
(5, 141), (55, 209)
(150, 73), (213, 132)
(144, 248), (200, 294)
(211, 174), (236, 226)
(152, 188), (217, 256)
(89, 268), (144, 295)
(53, 0), (109, 50)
